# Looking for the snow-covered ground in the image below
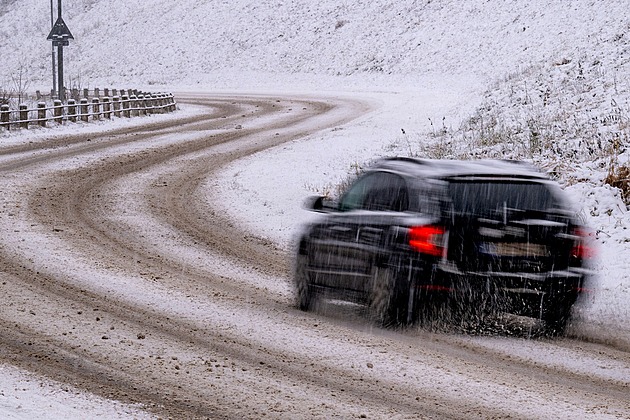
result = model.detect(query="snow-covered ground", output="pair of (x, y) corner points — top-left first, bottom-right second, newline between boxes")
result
(0, 364), (152, 420)
(1, 0), (629, 417)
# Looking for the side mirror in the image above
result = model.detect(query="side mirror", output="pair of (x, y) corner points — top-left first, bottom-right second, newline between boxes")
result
(303, 195), (336, 212)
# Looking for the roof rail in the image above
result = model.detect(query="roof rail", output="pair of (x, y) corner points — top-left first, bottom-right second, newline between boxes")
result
(498, 159), (542, 172)
(499, 159), (528, 165)
(379, 156), (428, 165)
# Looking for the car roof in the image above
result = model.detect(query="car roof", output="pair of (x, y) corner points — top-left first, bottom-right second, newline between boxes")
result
(371, 157), (549, 180)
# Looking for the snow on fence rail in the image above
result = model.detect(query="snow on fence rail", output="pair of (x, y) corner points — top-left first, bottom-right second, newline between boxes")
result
(0, 89), (177, 130)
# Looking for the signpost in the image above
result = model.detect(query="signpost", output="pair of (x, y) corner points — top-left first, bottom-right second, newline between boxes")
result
(50, 0), (56, 98)
(47, 0), (73, 101)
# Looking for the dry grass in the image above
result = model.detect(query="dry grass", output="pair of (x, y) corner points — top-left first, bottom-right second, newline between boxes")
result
(605, 163), (630, 205)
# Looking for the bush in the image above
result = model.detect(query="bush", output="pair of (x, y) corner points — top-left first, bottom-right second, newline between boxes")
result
(605, 163), (630, 205)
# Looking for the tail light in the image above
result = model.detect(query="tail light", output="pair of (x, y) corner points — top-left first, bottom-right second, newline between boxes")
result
(571, 227), (596, 259)
(409, 225), (446, 257)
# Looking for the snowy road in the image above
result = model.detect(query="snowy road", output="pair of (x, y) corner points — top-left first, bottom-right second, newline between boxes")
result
(0, 94), (628, 419)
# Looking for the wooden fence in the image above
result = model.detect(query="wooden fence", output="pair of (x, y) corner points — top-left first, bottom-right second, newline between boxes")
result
(0, 89), (177, 131)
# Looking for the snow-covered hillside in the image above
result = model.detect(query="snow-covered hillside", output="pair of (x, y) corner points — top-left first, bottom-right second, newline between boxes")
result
(0, 1), (629, 89)
(3, 0), (630, 184)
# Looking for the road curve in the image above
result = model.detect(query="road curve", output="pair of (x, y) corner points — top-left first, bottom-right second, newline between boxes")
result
(0, 93), (627, 419)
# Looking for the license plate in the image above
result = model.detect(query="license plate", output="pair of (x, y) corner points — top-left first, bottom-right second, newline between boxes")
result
(480, 242), (548, 257)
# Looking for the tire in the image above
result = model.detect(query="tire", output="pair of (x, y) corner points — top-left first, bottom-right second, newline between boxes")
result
(543, 300), (574, 337)
(416, 291), (447, 328)
(369, 266), (409, 327)
(414, 265), (449, 328)
(294, 255), (317, 311)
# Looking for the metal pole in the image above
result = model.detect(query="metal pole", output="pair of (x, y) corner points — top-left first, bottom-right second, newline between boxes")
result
(57, 0), (64, 102)
(51, 0), (56, 98)
(58, 45), (64, 102)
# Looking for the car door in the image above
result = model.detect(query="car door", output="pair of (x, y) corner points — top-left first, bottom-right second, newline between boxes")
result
(307, 171), (409, 293)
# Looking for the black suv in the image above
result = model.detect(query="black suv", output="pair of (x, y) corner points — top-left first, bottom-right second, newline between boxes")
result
(294, 158), (593, 335)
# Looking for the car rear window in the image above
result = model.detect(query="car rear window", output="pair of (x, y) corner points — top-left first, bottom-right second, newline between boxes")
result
(446, 180), (562, 217)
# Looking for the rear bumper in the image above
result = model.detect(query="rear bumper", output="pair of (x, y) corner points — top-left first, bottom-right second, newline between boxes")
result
(436, 263), (588, 289)
(412, 263), (591, 317)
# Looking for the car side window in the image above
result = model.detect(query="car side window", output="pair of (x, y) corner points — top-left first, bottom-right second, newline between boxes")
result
(339, 172), (409, 212)
(416, 184), (448, 217)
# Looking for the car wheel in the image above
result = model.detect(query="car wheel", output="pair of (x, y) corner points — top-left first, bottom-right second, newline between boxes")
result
(294, 255), (317, 311)
(416, 291), (447, 327)
(543, 300), (574, 337)
(412, 265), (448, 327)
(369, 266), (409, 327)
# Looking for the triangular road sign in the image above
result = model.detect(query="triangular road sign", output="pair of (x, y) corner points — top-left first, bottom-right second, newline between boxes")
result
(47, 17), (74, 40)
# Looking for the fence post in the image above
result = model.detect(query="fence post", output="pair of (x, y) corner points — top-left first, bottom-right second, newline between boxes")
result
(168, 94), (176, 112)
(37, 102), (47, 127)
(145, 95), (152, 115)
(71, 88), (79, 101)
(1, 104), (10, 130)
(129, 95), (138, 117)
(153, 93), (163, 114)
(68, 99), (77, 122)
(92, 98), (101, 120)
(138, 95), (147, 116)
(19, 104), (28, 129)
(94, 88), (100, 98)
(146, 94), (155, 115)
(113, 96), (121, 117)
(80, 98), (89, 122)
(103, 97), (111, 119)
(112, 89), (118, 97)
(53, 100), (63, 124)
(104, 88), (109, 98)
(148, 94), (155, 114)
(163, 94), (170, 112)
(153, 94), (160, 114)
(122, 94), (130, 117)
(159, 94), (166, 112)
